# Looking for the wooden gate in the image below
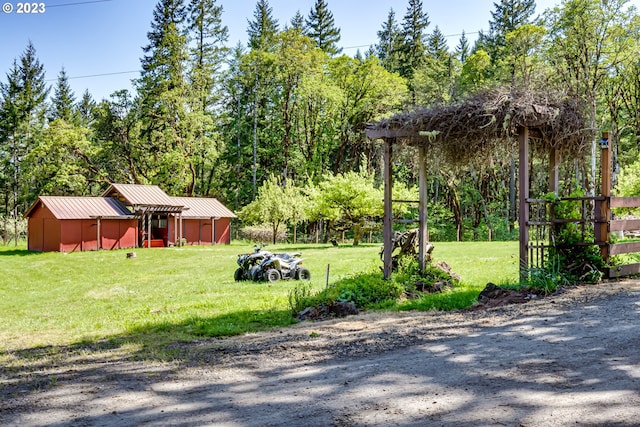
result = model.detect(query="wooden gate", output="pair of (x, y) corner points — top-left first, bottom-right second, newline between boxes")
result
(521, 135), (640, 279)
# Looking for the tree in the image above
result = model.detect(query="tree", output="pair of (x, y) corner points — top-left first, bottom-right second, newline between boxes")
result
(312, 170), (383, 245)
(186, 0), (229, 196)
(289, 10), (305, 32)
(504, 24), (546, 89)
(271, 29), (324, 184)
(455, 31), (470, 63)
(247, 0), (279, 50)
(0, 43), (48, 244)
(545, 0), (636, 193)
(398, 0), (430, 82)
(376, 8), (403, 74)
(305, 0), (341, 56)
(136, 0), (199, 194)
(23, 120), (100, 196)
(484, 0), (536, 62)
(50, 68), (77, 123)
(77, 89), (96, 127)
(328, 55), (408, 173)
(412, 25), (454, 104)
(3, 44), (48, 208)
(92, 90), (143, 184)
(239, 175), (298, 244)
(426, 26), (449, 62)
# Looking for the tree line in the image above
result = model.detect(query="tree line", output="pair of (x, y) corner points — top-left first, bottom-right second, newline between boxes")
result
(2, 0), (640, 244)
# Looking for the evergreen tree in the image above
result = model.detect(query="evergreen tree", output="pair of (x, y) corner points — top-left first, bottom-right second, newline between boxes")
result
(455, 31), (470, 63)
(0, 42), (48, 242)
(247, 0), (279, 50)
(187, 0), (228, 112)
(0, 60), (21, 231)
(289, 10), (304, 32)
(50, 68), (76, 123)
(426, 26), (449, 61)
(305, 0), (341, 56)
(414, 26), (454, 105)
(136, 0), (193, 193)
(77, 89), (95, 127)
(485, 0), (536, 62)
(399, 0), (430, 80)
(186, 0), (229, 195)
(375, 8), (403, 74)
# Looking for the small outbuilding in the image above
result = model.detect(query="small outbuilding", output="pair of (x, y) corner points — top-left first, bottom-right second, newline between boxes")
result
(172, 197), (235, 245)
(25, 183), (237, 252)
(24, 196), (138, 252)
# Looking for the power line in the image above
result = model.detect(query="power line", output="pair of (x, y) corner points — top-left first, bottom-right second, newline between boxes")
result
(47, 0), (113, 8)
(45, 70), (139, 82)
(341, 31), (481, 50)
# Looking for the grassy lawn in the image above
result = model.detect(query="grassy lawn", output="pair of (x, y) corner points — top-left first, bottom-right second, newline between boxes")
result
(0, 241), (517, 353)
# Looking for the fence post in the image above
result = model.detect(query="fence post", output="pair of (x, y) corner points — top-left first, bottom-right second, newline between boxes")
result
(598, 132), (611, 264)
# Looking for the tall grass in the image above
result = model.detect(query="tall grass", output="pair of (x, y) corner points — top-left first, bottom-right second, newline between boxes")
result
(0, 241), (517, 352)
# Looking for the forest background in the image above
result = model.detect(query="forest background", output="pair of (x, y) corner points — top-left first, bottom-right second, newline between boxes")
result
(3, 0), (640, 245)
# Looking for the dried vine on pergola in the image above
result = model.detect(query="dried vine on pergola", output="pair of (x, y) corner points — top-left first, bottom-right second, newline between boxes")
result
(366, 87), (595, 279)
(367, 88), (593, 162)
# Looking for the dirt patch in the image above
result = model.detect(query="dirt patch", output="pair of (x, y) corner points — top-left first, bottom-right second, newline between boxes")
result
(2, 280), (640, 426)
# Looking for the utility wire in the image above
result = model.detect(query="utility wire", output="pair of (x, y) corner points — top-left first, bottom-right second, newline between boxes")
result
(45, 70), (139, 82)
(47, 0), (113, 8)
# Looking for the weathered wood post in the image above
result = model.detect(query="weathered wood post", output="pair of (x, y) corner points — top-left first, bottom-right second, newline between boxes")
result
(519, 126), (530, 280)
(595, 132), (611, 263)
(418, 145), (429, 271)
(383, 138), (394, 279)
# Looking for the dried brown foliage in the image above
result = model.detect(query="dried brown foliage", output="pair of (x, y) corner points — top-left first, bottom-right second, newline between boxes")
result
(367, 88), (593, 165)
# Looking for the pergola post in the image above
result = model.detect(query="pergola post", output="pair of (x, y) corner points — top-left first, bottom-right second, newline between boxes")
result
(519, 127), (530, 280)
(147, 213), (151, 248)
(418, 145), (429, 271)
(549, 147), (561, 194)
(383, 138), (394, 279)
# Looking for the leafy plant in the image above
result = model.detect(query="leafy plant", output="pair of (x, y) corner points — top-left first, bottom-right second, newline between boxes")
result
(535, 189), (605, 286)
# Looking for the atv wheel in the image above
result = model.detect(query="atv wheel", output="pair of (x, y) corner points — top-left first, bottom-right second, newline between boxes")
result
(297, 267), (311, 280)
(234, 268), (245, 281)
(266, 269), (281, 283)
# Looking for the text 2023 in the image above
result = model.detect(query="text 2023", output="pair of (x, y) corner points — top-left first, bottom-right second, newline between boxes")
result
(17, 2), (46, 13)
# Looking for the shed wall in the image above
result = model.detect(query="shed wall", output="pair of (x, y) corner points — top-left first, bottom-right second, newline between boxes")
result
(180, 218), (231, 245)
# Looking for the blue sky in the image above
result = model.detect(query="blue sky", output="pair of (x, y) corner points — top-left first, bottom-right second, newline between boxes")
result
(0, 0), (596, 102)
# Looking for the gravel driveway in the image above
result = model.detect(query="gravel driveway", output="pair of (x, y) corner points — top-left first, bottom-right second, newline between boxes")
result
(2, 280), (640, 426)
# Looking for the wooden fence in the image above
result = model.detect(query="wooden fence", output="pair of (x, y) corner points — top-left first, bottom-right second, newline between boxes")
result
(523, 141), (640, 279)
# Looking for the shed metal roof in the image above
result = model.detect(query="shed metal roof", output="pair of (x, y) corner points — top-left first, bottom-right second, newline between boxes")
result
(102, 183), (182, 208)
(24, 196), (134, 220)
(171, 197), (237, 219)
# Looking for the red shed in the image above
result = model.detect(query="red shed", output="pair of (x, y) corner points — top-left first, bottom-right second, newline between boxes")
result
(101, 184), (236, 247)
(171, 196), (237, 245)
(24, 196), (137, 252)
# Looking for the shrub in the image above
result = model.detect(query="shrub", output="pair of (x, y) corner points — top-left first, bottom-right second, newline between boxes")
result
(289, 256), (462, 315)
(240, 224), (288, 243)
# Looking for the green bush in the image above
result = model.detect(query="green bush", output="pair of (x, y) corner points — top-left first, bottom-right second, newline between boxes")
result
(289, 256), (463, 314)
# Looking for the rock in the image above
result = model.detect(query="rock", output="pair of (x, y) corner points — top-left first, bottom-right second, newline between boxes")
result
(329, 301), (358, 317)
(478, 282), (510, 302)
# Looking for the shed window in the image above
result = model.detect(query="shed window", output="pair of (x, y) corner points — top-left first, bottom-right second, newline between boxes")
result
(152, 218), (167, 228)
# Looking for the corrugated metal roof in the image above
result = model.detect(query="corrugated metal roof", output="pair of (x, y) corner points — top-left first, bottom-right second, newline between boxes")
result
(102, 183), (182, 207)
(25, 196), (133, 220)
(171, 197), (237, 219)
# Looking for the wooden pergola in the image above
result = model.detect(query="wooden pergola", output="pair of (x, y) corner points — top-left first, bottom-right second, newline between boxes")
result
(365, 89), (592, 279)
